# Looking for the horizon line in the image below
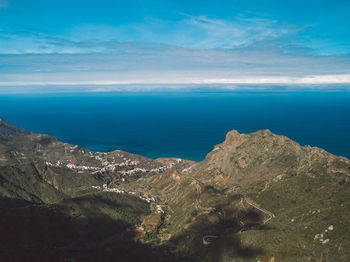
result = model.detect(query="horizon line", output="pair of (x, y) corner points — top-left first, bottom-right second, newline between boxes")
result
(1, 74), (350, 87)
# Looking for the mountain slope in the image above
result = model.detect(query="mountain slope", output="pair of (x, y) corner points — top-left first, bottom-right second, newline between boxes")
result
(0, 192), (187, 262)
(122, 129), (350, 261)
(0, 117), (33, 136)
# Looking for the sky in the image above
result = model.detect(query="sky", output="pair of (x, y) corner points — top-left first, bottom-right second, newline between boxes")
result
(0, 0), (350, 92)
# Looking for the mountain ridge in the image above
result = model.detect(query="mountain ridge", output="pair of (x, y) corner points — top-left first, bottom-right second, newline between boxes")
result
(191, 128), (346, 188)
(0, 119), (350, 261)
(0, 117), (34, 136)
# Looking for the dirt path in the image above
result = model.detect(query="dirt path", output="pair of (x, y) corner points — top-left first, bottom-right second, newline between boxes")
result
(202, 235), (218, 245)
(192, 179), (201, 210)
(242, 196), (275, 224)
(191, 180), (273, 246)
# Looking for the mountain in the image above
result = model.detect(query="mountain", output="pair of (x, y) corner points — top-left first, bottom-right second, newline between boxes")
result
(121, 129), (350, 261)
(193, 129), (346, 188)
(0, 120), (349, 261)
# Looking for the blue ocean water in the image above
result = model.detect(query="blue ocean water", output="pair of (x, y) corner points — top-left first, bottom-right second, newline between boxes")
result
(0, 90), (349, 161)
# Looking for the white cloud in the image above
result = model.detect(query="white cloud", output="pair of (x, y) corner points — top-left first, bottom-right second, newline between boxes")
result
(0, 40), (349, 90)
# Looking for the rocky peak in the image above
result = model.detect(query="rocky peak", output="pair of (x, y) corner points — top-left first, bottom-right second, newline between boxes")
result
(195, 129), (344, 188)
(223, 130), (244, 147)
(210, 129), (296, 158)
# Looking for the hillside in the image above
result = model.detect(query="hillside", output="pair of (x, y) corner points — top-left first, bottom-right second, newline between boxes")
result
(122, 129), (350, 261)
(0, 119), (350, 261)
(0, 117), (33, 136)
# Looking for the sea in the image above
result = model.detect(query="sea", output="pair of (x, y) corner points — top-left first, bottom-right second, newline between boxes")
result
(0, 90), (349, 161)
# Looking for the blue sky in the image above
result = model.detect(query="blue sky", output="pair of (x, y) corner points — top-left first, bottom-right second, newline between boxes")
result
(0, 0), (350, 91)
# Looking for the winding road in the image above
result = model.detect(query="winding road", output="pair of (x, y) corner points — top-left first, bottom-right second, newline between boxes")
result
(242, 196), (275, 224)
(191, 179), (275, 245)
(202, 235), (218, 245)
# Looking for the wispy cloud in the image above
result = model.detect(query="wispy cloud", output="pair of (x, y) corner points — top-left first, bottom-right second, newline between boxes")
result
(180, 14), (302, 49)
(0, 14), (304, 54)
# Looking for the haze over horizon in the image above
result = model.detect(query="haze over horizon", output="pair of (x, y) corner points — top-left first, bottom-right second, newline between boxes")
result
(0, 0), (350, 92)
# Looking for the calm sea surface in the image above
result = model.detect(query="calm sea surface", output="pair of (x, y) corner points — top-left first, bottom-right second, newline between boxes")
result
(0, 91), (349, 161)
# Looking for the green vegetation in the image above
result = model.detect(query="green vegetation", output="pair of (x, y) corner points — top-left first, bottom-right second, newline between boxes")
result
(0, 163), (103, 204)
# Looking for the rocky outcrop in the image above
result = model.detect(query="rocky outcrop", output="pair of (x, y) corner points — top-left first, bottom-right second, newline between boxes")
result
(192, 129), (347, 188)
